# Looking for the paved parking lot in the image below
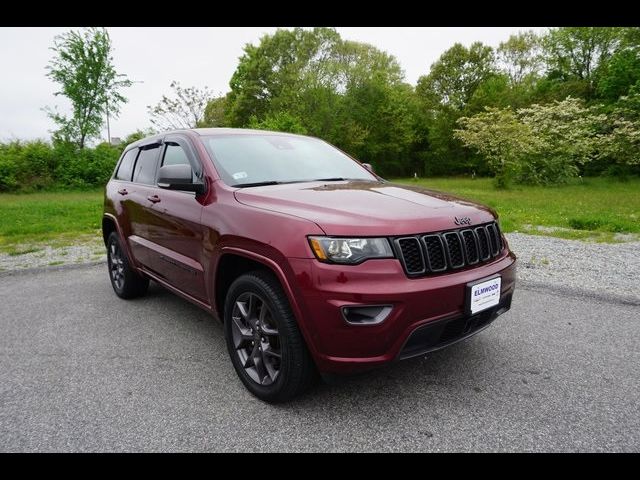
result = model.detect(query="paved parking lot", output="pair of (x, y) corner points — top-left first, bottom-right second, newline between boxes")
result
(0, 265), (638, 452)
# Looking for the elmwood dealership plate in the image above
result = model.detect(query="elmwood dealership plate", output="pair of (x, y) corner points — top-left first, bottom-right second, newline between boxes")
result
(467, 276), (501, 315)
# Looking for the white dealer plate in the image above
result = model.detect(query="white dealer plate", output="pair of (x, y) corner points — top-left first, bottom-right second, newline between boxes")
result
(468, 276), (501, 314)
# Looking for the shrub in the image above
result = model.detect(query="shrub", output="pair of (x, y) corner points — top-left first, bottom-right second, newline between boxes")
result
(0, 140), (121, 192)
(455, 98), (605, 186)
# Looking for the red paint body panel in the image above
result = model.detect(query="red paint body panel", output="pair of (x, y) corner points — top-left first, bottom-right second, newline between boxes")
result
(103, 128), (517, 375)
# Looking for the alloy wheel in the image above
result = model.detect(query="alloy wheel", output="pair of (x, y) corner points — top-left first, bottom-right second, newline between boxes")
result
(230, 292), (282, 386)
(108, 241), (125, 290)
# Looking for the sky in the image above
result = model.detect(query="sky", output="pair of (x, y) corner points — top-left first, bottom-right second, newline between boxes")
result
(0, 27), (548, 142)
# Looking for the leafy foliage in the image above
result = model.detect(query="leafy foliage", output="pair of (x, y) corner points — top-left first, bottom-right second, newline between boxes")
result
(0, 140), (121, 192)
(456, 98), (610, 186)
(45, 28), (132, 149)
(224, 28), (415, 176)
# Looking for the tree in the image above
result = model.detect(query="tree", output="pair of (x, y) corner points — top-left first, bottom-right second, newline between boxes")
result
(225, 28), (418, 176)
(147, 81), (213, 130)
(415, 42), (496, 175)
(542, 27), (623, 99)
(455, 98), (605, 186)
(596, 48), (640, 102)
(416, 42), (496, 110)
(247, 111), (308, 134)
(45, 27), (132, 149)
(226, 28), (342, 128)
(455, 107), (537, 187)
(497, 30), (543, 84)
(596, 87), (640, 174)
(201, 95), (230, 127)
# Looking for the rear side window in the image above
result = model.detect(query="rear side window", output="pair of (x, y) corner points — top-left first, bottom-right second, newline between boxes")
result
(115, 149), (138, 181)
(133, 146), (161, 185)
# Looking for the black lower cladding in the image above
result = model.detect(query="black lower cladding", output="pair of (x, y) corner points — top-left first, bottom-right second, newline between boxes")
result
(398, 293), (513, 360)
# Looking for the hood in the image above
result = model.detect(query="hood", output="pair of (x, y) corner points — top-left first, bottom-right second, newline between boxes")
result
(234, 180), (497, 236)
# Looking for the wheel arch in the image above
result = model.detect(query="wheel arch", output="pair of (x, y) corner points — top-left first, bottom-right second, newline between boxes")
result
(102, 213), (138, 269)
(213, 247), (320, 364)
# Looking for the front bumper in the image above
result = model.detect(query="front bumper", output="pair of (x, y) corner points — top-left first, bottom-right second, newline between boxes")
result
(287, 250), (516, 374)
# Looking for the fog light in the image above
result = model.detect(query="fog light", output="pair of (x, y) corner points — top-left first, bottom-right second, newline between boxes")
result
(341, 305), (393, 325)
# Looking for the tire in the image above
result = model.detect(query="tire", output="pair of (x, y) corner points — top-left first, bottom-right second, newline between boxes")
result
(106, 231), (149, 299)
(224, 270), (316, 403)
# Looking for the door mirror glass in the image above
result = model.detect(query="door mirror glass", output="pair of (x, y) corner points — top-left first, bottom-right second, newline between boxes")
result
(362, 163), (374, 173)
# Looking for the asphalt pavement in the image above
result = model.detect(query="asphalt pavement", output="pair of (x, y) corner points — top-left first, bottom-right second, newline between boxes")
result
(0, 264), (638, 452)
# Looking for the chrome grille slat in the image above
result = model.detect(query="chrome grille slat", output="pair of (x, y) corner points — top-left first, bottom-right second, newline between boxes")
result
(395, 222), (503, 278)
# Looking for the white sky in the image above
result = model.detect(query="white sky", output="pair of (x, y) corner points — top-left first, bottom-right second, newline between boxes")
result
(0, 27), (548, 142)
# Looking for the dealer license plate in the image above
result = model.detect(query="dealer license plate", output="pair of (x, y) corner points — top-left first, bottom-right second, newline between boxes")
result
(467, 276), (501, 314)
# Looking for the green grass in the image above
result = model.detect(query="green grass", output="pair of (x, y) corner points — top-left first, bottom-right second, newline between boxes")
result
(393, 177), (640, 242)
(0, 178), (638, 251)
(0, 188), (104, 252)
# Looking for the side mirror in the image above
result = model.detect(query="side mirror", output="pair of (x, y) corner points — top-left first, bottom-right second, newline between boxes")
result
(157, 164), (205, 194)
(362, 163), (374, 173)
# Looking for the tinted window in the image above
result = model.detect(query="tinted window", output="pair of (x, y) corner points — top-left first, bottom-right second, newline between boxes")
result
(162, 143), (196, 182)
(133, 147), (160, 185)
(202, 134), (376, 187)
(163, 143), (190, 167)
(115, 148), (138, 181)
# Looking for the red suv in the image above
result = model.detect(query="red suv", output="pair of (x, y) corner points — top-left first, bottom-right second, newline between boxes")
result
(103, 128), (516, 402)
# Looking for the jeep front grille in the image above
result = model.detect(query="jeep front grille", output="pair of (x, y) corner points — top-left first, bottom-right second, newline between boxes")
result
(393, 221), (504, 277)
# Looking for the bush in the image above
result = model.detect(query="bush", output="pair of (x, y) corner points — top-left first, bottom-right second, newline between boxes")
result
(455, 98), (606, 186)
(0, 140), (121, 192)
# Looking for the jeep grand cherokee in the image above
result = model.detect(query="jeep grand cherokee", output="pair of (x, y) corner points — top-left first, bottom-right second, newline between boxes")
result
(102, 128), (516, 402)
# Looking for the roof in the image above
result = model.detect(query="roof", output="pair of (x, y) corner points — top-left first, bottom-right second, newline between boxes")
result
(192, 127), (308, 137)
(123, 127), (311, 151)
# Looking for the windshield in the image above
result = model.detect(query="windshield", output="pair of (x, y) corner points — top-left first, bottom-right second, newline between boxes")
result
(202, 134), (377, 187)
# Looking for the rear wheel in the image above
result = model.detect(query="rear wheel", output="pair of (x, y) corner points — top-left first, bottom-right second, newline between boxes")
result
(106, 231), (149, 299)
(224, 271), (316, 402)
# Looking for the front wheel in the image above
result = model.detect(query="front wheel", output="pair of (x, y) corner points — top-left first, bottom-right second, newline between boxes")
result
(106, 231), (149, 299)
(224, 271), (316, 402)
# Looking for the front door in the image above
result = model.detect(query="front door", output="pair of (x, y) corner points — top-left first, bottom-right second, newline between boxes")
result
(144, 136), (208, 302)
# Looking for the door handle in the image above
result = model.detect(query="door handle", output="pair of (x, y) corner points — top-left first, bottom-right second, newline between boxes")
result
(117, 188), (128, 195)
(147, 195), (161, 203)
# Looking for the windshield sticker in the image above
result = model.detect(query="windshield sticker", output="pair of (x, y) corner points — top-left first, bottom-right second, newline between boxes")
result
(232, 171), (248, 180)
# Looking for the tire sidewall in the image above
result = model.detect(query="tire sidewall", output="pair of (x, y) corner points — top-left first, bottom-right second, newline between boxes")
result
(224, 275), (292, 400)
(107, 232), (126, 296)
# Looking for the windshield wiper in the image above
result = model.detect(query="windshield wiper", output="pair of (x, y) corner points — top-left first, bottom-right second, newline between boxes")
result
(310, 177), (379, 182)
(232, 181), (283, 188)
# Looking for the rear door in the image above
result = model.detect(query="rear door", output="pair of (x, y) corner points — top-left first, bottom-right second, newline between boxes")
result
(124, 142), (163, 269)
(144, 135), (207, 302)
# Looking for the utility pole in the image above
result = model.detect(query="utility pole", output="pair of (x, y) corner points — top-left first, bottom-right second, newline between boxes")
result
(105, 97), (111, 144)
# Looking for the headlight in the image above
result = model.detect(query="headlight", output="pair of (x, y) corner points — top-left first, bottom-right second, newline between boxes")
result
(308, 236), (394, 264)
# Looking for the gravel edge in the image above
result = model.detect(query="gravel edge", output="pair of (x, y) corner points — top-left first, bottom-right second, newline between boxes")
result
(2, 257), (637, 308)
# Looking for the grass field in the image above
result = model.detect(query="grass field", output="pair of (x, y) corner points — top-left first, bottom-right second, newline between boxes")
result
(0, 178), (638, 254)
(393, 177), (640, 242)
(0, 188), (104, 254)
